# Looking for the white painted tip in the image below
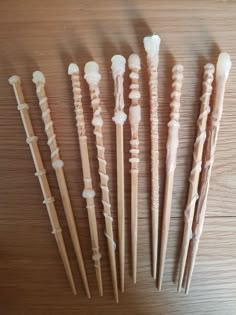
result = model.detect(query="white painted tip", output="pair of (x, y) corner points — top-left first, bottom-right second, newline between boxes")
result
(84, 61), (99, 74)
(111, 55), (126, 65)
(216, 52), (232, 79)
(32, 71), (45, 84)
(128, 54), (141, 70)
(68, 63), (79, 75)
(8, 75), (21, 85)
(111, 55), (126, 77)
(84, 61), (101, 84)
(143, 35), (161, 55)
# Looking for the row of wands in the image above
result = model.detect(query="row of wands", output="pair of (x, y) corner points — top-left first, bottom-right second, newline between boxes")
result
(8, 35), (231, 303)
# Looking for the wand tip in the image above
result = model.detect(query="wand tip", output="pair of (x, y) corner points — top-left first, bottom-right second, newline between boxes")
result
(84, 61), (101, 84)
(111, 55), (126, 77)
(128, 54), (141, 71)
(68, 63), (79, 75)
(32, 71), (45, 84)
(216, 52), (231, 80)
(143, 35), (161, 55)
(8, 75), (21, 85)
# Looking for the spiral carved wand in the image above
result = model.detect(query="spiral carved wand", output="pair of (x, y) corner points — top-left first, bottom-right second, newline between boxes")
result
(84, 61), (118, 302)
(159, 65), (184, 290)
(32, 71), (90, 298)
(177, 64), (215, 292)
(128, 54), (141, 284)
(185, 53), (232, 294)
(143, 35), (161, 280)
(9, 75), (76, 295)
(68, 63), (103, 296)
(111, 55), (127, 292)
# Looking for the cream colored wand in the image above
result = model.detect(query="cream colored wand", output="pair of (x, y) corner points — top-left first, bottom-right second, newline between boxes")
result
(158, 65), (184, 290)
(68, 63), (103, 296)
(9, 75), (76, 295)
(128, 54), (141, 284)
(177, 64), (215, 292)
(143, 35), (161, 279)
(185, 53), (232, 294)
(111, 55), (127, 292)
(84, 61), (118, 302)
(32, 71), (90, 298)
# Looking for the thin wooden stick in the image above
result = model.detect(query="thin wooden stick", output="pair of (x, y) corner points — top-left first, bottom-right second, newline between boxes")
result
(143, 35), (161, 280)
(111, 55), (127, 292)
(185, 53), (232, 294)
(158, 65), (184, 290)
(128, 54), (141, 284)
(177, 64), (215, 292)
(68, 63), (103, 296)
(32, 71), (90, 298)
(9, 75), (76, 295)
(84, 61), (118, 302)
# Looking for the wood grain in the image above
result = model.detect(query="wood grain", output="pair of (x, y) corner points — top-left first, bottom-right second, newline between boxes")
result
(0, 0), (236, 314)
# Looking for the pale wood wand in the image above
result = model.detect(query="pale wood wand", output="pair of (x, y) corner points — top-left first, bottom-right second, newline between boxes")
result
(32, 71), (90, 298)
(111, 55), (127, 292)
(9, 75), (76, 295)
(84, 61), (118, 302)
(128, 54), (141, 284)
(143, 35), (161, 279)
(159, 65), (184, 290)
(185, 53), (232, 294)
(68, 63), (103, 296)
(177, 64), (215, 292)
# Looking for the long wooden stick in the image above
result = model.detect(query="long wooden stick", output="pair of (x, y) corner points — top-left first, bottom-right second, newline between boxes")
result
(111, 55), (127, 292)
(143, 35), (161, 279)
(158, 65), (184, 290)
(9, 75), (76, 295)
(32, 71), (90, 298)
(84, 61), (118, 302)
(177, 64), (215, 292)
(68, 63), (103, 296)
(185, 53), (232, 294)
(128, 54), (141, 284)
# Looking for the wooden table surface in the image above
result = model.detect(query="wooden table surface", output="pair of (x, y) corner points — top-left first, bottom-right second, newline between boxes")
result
(0, 0), (236, 314)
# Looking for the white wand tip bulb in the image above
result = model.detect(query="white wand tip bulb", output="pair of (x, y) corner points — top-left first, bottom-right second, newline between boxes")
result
(216, 52), (232, 79)
(32, 71), (46, 84)
(84, 61), (101, 84)
(128, 54), (141, 70)
(8, 75), (21, 85)
(68, 63), (79, 75)
(111, 55), (126, 77)
(143, 35), (161, 54)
